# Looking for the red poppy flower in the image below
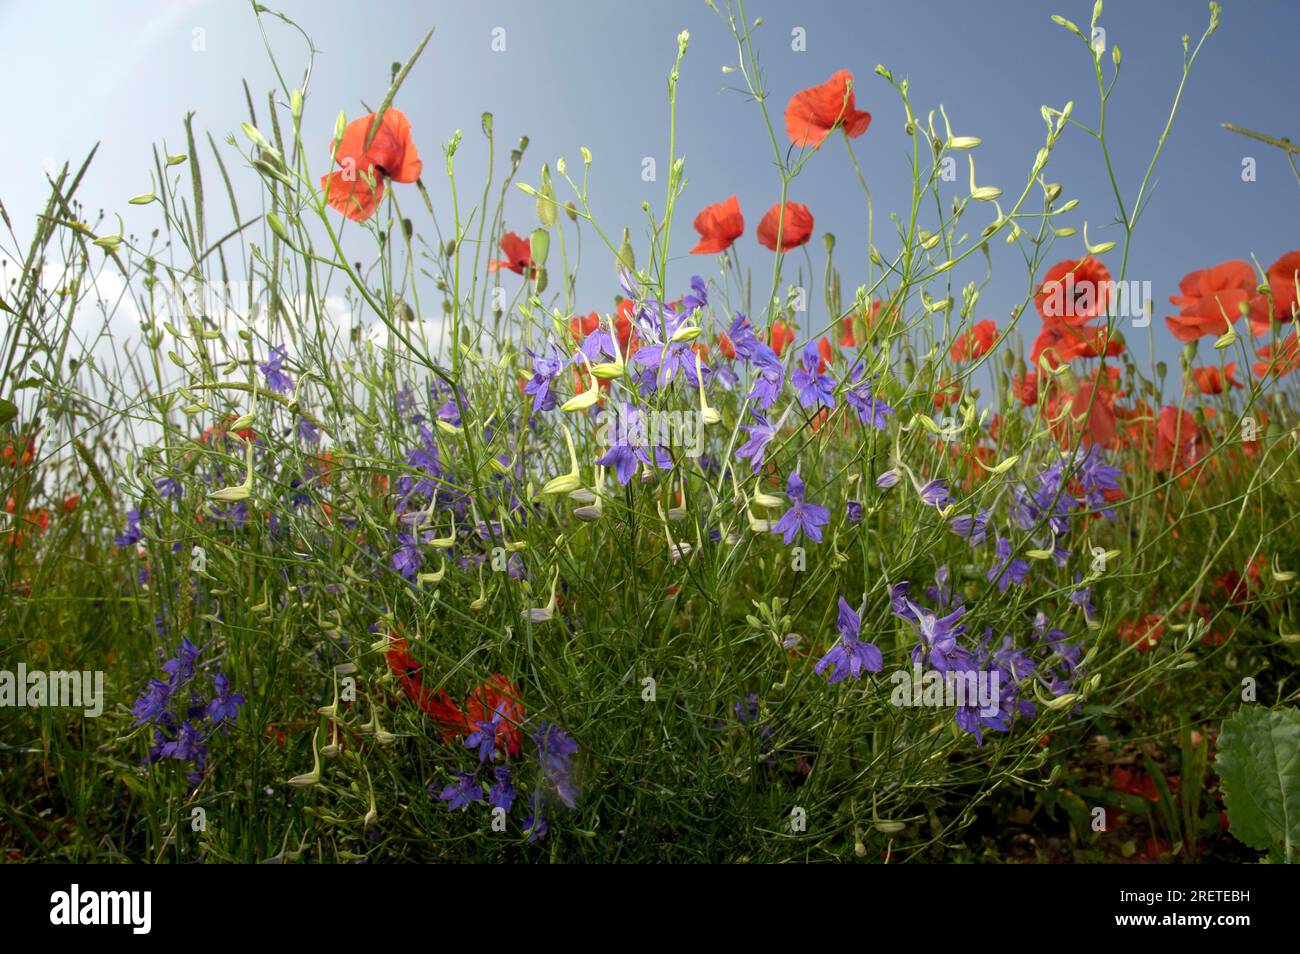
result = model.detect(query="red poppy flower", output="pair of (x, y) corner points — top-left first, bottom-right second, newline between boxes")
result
(320, 109), (422, 221)
(950, 319), (997, 362)
(756, 202), (814, 252)
(768, 320), (795, 357)
(933, 381), (961, 409)
(717, 332), (736, 360)
(1030, 323), (1125, 367)
(463, 674), (525, 757)
(1152, 406), (1205, 473)
(615, 298), (637, 354)
(1117, 614), (1164, 653)
(1263, 249), (1300, 328)
(384, 633), (469, 736)
(61, 494), (80, 514)
(1047, 377), (1119, 450)
(1034, 257), (1113, 325)
(784, 70), (872, 148)
(816, 336), (835, 371)
(1014, 371), (1040, 406)
(569, 311), (600, 343)
(2, 432), (36, 469)
(1165, 260), (1265, 342)
(1111, 765), (1161, 801)
(1189, 362), (1242, 395)
(1253, 332), (1300, 376)
(690, 195), (744, 254)
(488, 231), (533, 275)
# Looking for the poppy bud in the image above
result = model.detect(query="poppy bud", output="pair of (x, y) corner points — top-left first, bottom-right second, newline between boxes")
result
(290, 88), (303, 120)
(240, 121), (271, 151)
(617, 228), (636, 272)
(267, 213), (290, 244)
(529, 228), (550, 269)
(481, 111), (493, 136)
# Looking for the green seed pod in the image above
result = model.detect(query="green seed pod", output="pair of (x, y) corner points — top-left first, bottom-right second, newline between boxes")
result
(529, 228), (550, 269)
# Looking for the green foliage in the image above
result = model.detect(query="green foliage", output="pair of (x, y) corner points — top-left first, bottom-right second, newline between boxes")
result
(1215, 704), (1300, 863)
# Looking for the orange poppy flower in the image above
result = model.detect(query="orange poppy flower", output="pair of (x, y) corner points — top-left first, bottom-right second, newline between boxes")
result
(488, 231), (533, 275)
(1252, 331), (1300, 377)
(1117, 614), (1164, 653)
(463, 674), (525, 757)
(933, 381), (961, 409)
(784, 70), (871, 148)
(1189, 363), (1242, 395)
(816, 336), (835, 371)
(1166, 260), (1265, 342)
(1263, 249), (1300, 328)
(756, 202), (814, 252)
(1047, 376), (1119, 450)
(1152, 406), (1205, 473)
(1034, 257), (1112, 325)
(569, 311), (600, 343)
(768, 320), (795, 357)
(385, 633), (470, 738)
(320, 109), (422, 221)
(690, 195), (744, 254)
(950, 319), (997, 362)
(1030, 323), (1125, 367)
(717, 332), (736, 360)
(1014, 371), (1040, 406)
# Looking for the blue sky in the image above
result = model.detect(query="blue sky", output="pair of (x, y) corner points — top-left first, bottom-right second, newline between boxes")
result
(2, 0), (1297, 374)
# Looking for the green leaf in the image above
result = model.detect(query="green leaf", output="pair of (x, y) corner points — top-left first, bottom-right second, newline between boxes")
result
(1215, 704), (1300, 862)
(0, 398), (16, 427)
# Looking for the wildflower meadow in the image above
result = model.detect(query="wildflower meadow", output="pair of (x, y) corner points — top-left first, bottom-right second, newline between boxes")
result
(1, 0), (1298, 891)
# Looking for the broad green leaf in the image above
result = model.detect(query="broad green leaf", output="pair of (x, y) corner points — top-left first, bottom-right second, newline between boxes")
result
(1215, 704), (1300, 862)
(0, 397), (16, 427)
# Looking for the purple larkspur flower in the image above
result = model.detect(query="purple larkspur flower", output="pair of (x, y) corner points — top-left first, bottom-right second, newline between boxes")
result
(746, 342), (786, 409)
(391, 531), (432, 580)
(132, 678), (173, 726)
(771, 470), (830, 545)
(436, 772), (483, 812)
(162, 637), (202, 688)
(466, 706), (505, 763)
(523, 793), (548, 842)
(488, 766), (516, 813)
(114, 508), (146, 547)
(296, 417), (320, 446)
(988, 536), (1030, 592)
(876, 468), (901, 489)
(155, 477), (183, 501)
(531, 722), (580, 809)
(735, 408), (777, 474)
(734, 694), (760, 724)
(791, 342), (835, 410)
(949, 508), (991, 546)
(160, 721), (207, 764)
(523, 344), (568, 413)
(846, 500), (863, 525)
(918, 478), (951, 510)
(259, 344), (295, 395)
(1070, 573), (1098, 623)
(596, 405), (673, 485)
(205, 672), (246, 725)
(845, 363), (894, 429)
(906, 600), (970, 672)
(814, 597), (883, 683)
